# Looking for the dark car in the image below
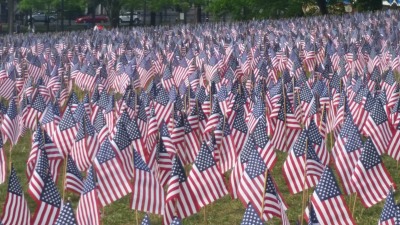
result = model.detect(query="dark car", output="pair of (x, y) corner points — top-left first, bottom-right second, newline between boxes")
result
(75, 15), (109, 24)
(28, 12), (56, 23)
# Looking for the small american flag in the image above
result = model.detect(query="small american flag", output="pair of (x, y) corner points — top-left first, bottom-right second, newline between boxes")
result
(170, 217), (183, 225)
(72, 115), (99, 172)
(52, 106), (77, 156)
(54, 201), (78, 225)
(2, 98), (20, 145)
(114, 121), (135, 179)
(311, 167), (355, 225)
(237, 143), (268, 221)
(65, 155), (84, 195)
(240, 203), (264, 225)
(379, 187), (397, 225)
(131, 149), (165, 215)
(76, 166), (100, 225)
(351, 138), (395, 207)
(28, 147), (49, 203)
(364, 98), (392, 155)
(141, 214), (151, 225)
(187, 141), (228, 208)
(1, 165), (31, 225)
(164, 156), (199, 225)
(94, 138), (132, 206)
(31, 172), (61, 225)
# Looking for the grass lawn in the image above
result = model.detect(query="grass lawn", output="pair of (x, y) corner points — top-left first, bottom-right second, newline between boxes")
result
(0, 121), (399, 225)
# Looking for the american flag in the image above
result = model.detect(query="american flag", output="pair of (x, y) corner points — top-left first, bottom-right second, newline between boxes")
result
(183, 113), (200, 164)
(263, 173), (289, 223)
(311, 167), (355, 225)
(307, 120), (329, 166)
(138, 57), (155, 88)
(154, 86), (173, 126)
(42, 102), (61, 138)
(52, 106), (77, 156)
(171, 112), (187, 164)
(351, 137), (394, 208)
(25, 92), (47, 130)
(28, 147), (49, 203)
(31, 172), (61, 225)
(231, 105), (249, 153)
(159, 120), (176, 156)
(240, 203), (264, 225)
(0, 65), (16, 100)
(231, 134), (256, 199)
(204, 96), (223, 134)
(237, 140), (269, 221)
(2, 98), (20, 145)
(332, 119), (362, 195)
(94, 138), (132, 206)
(271, 92), (301, 152)
(186, 141), (228, 208)
(162, 67), (176, 92)
(173, 58), (189, 88)
(1, 165), (31, 225)
(43, 130), (63, 182)
(114, 121), (135, 179)
(164, 156), (199, 225)
(364, 98), (392, 155)
(170, 217), (183, 225)
(65, 155), (84, 195)
(54, 201), (78, 225)
(388, 120), (400, 161)
(93, 106), (109, 144)
(71, 115), (99, 172)
(27, 122), (44, 180)
(141, 214), (151, 225)
(131, 149), (165, 215)
(76, 166), (100, 225)
(304, 201), (320, 225)
(283, 129), (322, 194)
(252, 116), (276, 169)
(213, 116), (236, 173)
(379, 187), (397, 225)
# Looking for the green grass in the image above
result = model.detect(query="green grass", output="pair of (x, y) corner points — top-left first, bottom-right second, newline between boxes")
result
(1, 87), (399, 225)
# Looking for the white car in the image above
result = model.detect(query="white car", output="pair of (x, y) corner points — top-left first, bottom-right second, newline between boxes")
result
(119, 12), (141, 25)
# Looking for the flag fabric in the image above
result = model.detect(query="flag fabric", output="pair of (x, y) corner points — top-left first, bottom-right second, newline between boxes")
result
(186, 141), (228, 209)
(164, 156), (198, 225)
(1, 165), (31, 225)
(28, 148), (49, 203)
(131, 149), (165, 215)
(52, 106), (77, 156)
(54, 201), (78, 225)
(2, 98), (20, 145)
(94, 138), (132, 206)
(237, 141), (268, 220)
(76, 166), (101, 225)
(240, 203), (264, 225)
(379, 187), (397, 225)
(141, 214), (151, 225)
(311, 167), (355, 225)
(65, 156), (84, 195)
(364, 98), (392, 155)
(71, 115), (99, 172)
(31, 172), (61, 225)
(351, 138), (395, 208)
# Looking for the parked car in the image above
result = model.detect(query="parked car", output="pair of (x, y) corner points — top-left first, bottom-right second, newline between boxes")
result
(119, 12), (141, 25)
(28, 12), (56, 23)
(75, 15), (109, 24)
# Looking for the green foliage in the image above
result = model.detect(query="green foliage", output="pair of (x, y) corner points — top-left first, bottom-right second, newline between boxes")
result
(355, 0), (383, 11)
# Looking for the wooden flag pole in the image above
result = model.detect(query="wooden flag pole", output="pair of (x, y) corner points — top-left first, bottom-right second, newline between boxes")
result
(352, 193), (357, 217)
(9, 145), (12, 172)
(135, 210), (139, 225)
(282, 79), (288, 151)
(204, 205), (207, 225)
(62, 155), (68, 201)
(260, 169), (269, 219)
(300, 138), (309, 225)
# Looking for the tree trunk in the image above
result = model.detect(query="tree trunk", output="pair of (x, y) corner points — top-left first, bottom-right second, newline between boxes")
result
(8, 0), (14, 34)
(159, 11), (162, 25)
(150, 11), (156, 26)
(196, 5), (201, 23)
(316, 0), (328, 15)
(143, 0), (147, 26)
(129, 7), (134, 26)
